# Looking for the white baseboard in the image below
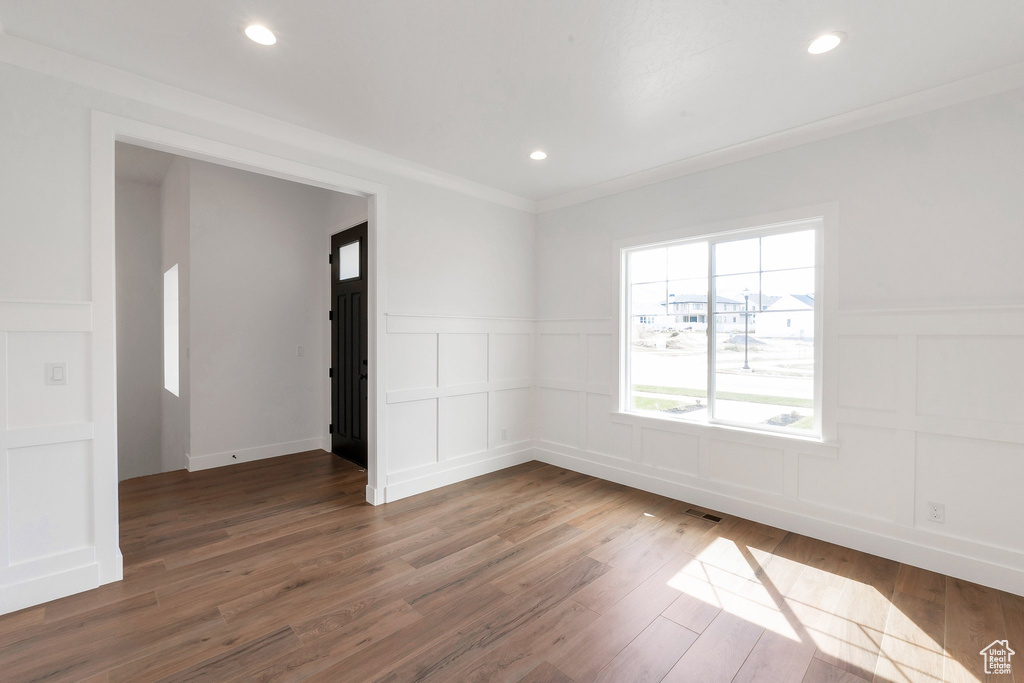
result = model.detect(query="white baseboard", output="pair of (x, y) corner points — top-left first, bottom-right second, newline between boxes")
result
(383, 444), (534, 503)
(365, 485), (384, 506)
(531, 442), (1024, 597)
(187, 437), (323, 472)
(0, 548), (100, 616)
(104, 548), (124, 584)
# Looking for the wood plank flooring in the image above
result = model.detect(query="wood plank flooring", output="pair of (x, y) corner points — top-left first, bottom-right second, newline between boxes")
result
(0, 450), (1019, 682)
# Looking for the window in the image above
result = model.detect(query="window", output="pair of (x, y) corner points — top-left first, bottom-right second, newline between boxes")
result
(338, 240), (360, 280)
(164, 265), (179, 397)
(623, 221), (820, 436)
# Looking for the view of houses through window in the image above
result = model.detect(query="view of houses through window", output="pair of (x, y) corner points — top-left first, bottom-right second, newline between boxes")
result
(626, 225), (817, 433)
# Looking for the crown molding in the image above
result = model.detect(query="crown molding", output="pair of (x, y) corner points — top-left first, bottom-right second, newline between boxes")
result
(0, 34), (537, 214)
(4, 32), (1022, 219)
(537, 60), (1024, 214)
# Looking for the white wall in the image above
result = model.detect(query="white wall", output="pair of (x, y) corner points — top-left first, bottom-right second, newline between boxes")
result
(533, 86), (1024, 595)
(114, 179), (163, 480)
(160, 158), (191, 474)
(187, 160), (336, 469)
(378, 180), (537, 500)
(0, 44), (536, 613)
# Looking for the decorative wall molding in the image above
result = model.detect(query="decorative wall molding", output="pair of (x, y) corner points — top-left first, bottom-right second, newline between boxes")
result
(0, 549), (100, 615)
(385, 445), (534, 502)
(0, 34), (536, 214)
(4, 30), (1022, 223)
(4, 423), (95, 450)
(532, 303), (1024, 595)
(0, 298), (99, 616)
(386, 313), (535, 334)
(382, 313), (535, 502)
(536, 61), (1024, 212)
(387, 378), (531, 405)
(0, 299), (92, 332)
(531, 444), (1024, 596)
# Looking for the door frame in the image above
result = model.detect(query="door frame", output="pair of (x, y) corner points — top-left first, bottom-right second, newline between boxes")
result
(91, 112), (389, 585)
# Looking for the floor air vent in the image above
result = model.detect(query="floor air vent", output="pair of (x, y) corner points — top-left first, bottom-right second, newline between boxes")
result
(685, 508), (723, 523)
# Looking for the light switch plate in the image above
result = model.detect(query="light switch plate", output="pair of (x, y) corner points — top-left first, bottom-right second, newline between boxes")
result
(46, 362), (68, 386)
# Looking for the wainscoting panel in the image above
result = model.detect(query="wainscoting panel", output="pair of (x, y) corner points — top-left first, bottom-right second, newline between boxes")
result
(0, 300), (100, 614)
(382, 315), (533, 501)
(837, 334), (898, 413)
(438, 333), (488, 387)
(915, 433), (1024, 552)
(439, 392), (488, 460)
(6, 440), (94, 565)
(536, 387), (578, 448)
(488, 333), (532, 381)
(532, 307), (1024, 595)
(709, 438), (785, 494)
(386, 398), (438, 473)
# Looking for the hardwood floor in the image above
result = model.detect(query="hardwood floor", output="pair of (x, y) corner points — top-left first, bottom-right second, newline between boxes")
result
(0, 450), (1020, 682)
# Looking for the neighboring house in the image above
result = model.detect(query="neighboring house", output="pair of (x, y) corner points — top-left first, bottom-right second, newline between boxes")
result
(663, 293), (712, 325)
(660, 293), (749, 331)
(759, 293), (814, 339)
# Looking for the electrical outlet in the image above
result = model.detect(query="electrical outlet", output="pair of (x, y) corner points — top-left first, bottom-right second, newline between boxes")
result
(927, 501), (945, 523)
(500, 428), (509, 441)
(297, 345), (305, 357)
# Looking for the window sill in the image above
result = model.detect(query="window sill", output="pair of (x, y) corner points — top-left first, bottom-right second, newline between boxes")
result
(610, 410), (839, 458)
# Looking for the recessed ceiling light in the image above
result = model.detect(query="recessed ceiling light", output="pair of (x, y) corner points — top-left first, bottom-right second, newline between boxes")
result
(245, 24), (277, 46)
(807, 32), (845, 55)
(530, 151), (547, 161)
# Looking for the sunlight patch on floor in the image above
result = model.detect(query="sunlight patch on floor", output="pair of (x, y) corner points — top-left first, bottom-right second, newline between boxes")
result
(662, 541), (950, 683)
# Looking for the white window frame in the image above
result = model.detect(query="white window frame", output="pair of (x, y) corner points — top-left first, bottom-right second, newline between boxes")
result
(613, 206), (838, 447)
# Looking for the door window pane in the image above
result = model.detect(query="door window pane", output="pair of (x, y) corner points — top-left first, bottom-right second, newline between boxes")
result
(338, 241), (360, 280)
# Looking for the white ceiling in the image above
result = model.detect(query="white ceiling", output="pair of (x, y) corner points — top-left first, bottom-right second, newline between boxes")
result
(3, 1), (1024, 201)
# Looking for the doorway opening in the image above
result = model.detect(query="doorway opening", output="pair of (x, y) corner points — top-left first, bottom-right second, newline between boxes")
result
(114, 141), (372, 481)
(94, 113), (388, 588)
